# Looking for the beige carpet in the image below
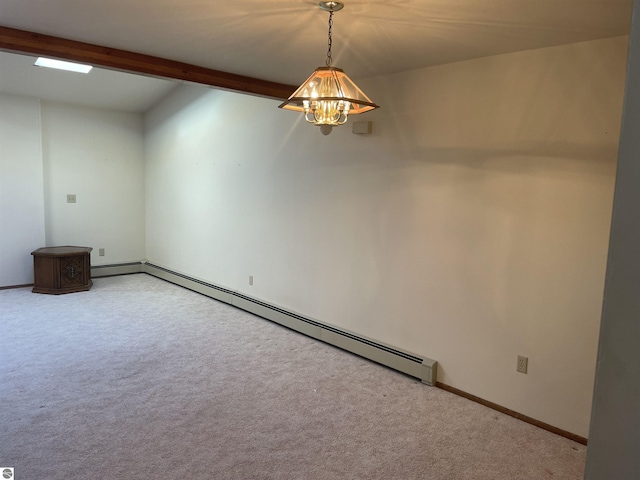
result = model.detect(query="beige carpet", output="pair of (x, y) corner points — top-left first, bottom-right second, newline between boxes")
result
(0, 274), (585, 479)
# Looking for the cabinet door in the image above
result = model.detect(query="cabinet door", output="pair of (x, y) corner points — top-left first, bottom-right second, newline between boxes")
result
(60, 255), (86, 288)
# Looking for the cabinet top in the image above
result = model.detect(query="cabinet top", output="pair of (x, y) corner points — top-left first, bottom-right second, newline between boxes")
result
(31, 246), (93, 256)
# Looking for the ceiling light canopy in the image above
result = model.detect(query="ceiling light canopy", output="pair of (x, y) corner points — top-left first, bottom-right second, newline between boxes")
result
(279, 1), (379, 135)
(34, 57), (93, 74)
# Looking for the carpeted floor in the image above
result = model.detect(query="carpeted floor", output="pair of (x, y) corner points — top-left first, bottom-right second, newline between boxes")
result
(0, 274), (585, 479)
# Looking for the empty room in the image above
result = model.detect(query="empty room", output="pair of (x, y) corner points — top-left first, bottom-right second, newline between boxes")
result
(1, 1), (639, 478)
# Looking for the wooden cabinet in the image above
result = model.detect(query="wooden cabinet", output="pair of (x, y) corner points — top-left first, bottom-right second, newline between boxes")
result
(31, 246), (93, 294)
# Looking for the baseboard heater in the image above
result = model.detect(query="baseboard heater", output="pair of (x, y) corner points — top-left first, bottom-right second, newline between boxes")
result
(92, 262), (144, 278)
(142, 262), (437, 386)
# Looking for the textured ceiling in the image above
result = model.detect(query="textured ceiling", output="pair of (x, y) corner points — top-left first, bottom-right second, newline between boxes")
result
(0, 0), (632, 84)
(0, 0), (632, 110)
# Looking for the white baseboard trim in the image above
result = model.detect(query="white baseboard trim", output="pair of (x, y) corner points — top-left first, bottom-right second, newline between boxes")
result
(142, 262), (437, 385)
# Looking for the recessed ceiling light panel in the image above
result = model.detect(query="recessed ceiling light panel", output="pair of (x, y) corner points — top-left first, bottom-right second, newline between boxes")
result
(34, 57), (93, 74)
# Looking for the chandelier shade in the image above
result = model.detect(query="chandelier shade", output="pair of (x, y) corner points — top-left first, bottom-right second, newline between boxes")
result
(278, 66), (378, 126)
(278, 1), (378, 134)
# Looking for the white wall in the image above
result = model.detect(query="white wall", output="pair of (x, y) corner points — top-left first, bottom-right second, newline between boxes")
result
(0, 94), (46, 286)
(41, 102), (145, 265)
(359, 37), (627, 438)
(0, 97), (146, 286)
(145, 37), (627, 438)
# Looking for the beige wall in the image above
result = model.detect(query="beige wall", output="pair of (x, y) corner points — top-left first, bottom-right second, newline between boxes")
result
(145, 36), (626, 438)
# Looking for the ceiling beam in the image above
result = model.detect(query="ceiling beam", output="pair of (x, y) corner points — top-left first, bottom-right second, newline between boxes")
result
(0, 26), (297, 100)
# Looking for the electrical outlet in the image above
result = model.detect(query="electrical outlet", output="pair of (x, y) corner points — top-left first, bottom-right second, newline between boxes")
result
(517, 355), (528, 374)
(66, 194), (77, 203)
(99, 248), (105, 256)
(249, 275), (253, 286)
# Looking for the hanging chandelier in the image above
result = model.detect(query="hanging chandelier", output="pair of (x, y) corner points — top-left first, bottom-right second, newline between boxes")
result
(278, 1), (379, 135)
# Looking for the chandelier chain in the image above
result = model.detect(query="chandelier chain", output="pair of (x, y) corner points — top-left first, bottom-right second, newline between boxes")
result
(326, 10), (333, 66)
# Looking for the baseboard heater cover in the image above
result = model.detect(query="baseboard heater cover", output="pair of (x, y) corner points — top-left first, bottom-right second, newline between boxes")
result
(92, 262), (144, 277)
(142, 262), (437, 386)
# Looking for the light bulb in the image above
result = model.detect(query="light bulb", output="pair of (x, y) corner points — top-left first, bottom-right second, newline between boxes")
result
(320, 125), (333, 135)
